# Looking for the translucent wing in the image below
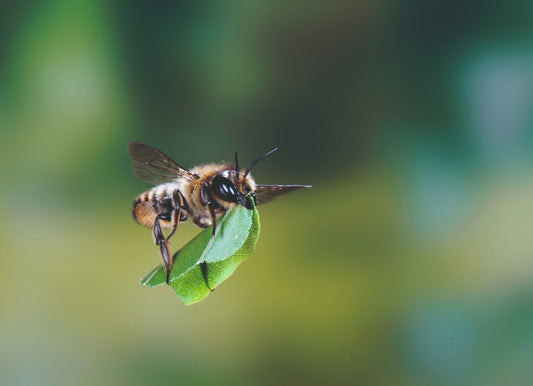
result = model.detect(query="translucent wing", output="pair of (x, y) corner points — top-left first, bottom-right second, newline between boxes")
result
(127, 142), (196, 185)
(255, 184), (311, 205)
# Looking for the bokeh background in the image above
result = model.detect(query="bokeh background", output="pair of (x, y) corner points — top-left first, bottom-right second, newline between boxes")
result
(1, 1), (533, 385)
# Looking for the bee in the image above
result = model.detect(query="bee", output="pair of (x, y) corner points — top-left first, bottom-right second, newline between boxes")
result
(128, 142), (311, 284)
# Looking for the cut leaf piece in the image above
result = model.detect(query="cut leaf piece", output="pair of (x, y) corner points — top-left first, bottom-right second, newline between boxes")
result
(171, 203), (260, 305)
(140, 202), (260, 305)
(197, 205), (253, 264)
(140, 205), (252, 287)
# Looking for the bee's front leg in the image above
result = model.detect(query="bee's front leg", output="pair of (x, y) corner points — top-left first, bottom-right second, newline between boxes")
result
(207, 204), (217, 236)
(199, 182), (218, 291)
(153, 216), (172, 284)
(200, 262), (214, 292)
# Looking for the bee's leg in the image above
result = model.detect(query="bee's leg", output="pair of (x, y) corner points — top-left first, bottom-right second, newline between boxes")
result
(166, 190), (183, 242)
(153, 216), (172, 284)
(200, 262), (214, 292)
(199, 183), (218, 291)
(201, 182), (218, 237)
(198, 202), (218, 291)
(208, 203), (217, 236)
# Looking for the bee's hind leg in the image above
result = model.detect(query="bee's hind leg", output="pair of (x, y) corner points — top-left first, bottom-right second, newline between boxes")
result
(153, 216), (172, 284)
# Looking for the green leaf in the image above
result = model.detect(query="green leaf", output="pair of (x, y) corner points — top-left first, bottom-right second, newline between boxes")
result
(140, 202), (260, 305)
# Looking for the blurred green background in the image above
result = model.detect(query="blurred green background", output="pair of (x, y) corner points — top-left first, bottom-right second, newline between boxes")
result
(1, 1), (533, 385)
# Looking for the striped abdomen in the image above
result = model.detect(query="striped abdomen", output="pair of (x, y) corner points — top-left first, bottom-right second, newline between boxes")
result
(132, 183), (187, 229)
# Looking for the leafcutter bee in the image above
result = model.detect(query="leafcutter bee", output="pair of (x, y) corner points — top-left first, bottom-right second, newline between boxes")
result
(128, 142), (311, 283)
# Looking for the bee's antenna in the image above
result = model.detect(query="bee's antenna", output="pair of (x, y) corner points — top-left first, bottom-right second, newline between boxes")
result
(244, 147), (278, 178)
(234, 152), (239, 178)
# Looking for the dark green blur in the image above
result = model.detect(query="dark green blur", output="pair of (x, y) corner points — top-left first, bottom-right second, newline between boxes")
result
(1, 1), (533, 385)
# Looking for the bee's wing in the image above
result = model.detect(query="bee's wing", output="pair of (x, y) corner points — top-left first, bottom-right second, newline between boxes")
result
(255, 184), (311, 205)
(127, 142), (196, 185)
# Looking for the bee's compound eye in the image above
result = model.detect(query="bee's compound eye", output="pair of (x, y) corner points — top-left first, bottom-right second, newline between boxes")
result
(212, 175), (238, 203)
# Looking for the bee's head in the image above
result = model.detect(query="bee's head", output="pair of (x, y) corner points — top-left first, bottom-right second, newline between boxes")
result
(212, 147), (277, 210)
(211, 172), (255, 209)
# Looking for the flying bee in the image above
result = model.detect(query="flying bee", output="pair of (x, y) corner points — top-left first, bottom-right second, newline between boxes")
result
(127, 142), (311, 284)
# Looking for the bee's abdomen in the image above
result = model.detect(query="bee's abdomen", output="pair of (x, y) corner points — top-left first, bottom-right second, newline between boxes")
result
(132, 185), (188, 229)
(132, 191), (159, 228)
